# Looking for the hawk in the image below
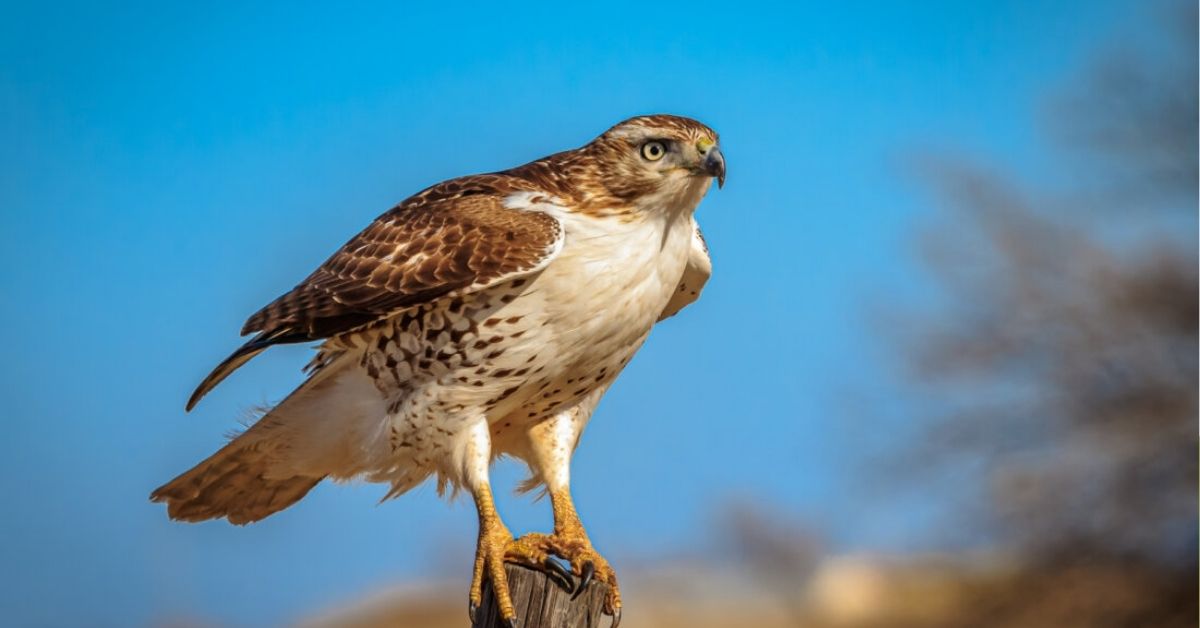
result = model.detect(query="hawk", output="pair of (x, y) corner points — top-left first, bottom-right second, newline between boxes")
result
(151, 114), (724, 626)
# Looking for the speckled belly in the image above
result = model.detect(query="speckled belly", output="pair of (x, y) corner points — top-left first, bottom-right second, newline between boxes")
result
(352, 214), (692, 462)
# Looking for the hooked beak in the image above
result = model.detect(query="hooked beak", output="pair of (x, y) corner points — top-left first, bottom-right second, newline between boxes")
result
(703, 145), (725, 189)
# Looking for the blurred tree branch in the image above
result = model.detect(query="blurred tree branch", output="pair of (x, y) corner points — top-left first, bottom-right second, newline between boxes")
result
(902, 7), (1197, 559)
(871, 1), (1196, 625)
(718, 5), (1195, 627)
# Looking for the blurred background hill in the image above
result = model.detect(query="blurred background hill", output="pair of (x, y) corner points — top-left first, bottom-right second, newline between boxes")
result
(1, 1), (1193, 626)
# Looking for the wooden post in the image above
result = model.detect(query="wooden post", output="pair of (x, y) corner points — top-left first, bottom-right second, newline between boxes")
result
(473, 563), (611, 628)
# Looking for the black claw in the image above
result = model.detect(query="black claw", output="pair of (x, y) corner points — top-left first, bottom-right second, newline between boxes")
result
(543, 557), (575, 592)
(610, 607), (622, 628)
(573, 561), (595, 600)
(502, 616), (518, 628)
(468, 601), (478, 623)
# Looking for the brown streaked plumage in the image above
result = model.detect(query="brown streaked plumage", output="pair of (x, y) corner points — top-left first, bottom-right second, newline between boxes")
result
(187, 192), (564, 411)
(154, 114), (723, 626)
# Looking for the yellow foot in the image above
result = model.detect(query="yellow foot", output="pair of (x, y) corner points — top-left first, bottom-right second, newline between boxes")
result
(469, 524), (580, 627)
(513, 531), (622, 623)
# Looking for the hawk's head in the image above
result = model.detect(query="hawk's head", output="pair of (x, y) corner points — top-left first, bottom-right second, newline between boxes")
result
(584, 114), (725, 207)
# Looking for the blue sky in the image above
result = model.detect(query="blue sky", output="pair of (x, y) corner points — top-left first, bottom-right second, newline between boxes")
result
(0, 1), (1151, 625)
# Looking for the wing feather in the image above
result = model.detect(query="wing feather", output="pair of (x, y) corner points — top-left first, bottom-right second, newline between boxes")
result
(188, 179), (563, 410)
(244, 191), (561, 337)
(658, 220), (712, 321)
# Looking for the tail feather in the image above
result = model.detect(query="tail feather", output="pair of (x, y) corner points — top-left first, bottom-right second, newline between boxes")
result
(186, 330), (312, 412)
(155, 356), (401, 524)
(151, 440), (322, 525)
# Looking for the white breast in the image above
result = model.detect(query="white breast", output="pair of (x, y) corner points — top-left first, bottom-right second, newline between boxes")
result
(478, 180), (710, 398)
(536, 211), (698, 370)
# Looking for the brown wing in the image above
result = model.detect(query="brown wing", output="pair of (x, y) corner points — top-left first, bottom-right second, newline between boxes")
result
(187, 181), (564, 410)
(659, 220), (712, 321)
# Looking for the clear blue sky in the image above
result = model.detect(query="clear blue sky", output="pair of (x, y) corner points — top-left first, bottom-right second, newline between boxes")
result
(0, 1), (1150, 625)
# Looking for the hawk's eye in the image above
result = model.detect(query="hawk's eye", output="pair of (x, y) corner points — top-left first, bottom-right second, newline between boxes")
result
(640, 140), (667, 161)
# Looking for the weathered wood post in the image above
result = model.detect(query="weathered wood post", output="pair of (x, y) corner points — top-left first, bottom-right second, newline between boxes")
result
(473, 563), (612, 628)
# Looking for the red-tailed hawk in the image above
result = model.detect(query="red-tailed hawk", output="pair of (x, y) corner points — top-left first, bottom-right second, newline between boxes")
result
(152, 114), (723, 626)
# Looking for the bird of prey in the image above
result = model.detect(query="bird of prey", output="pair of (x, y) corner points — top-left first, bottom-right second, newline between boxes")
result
(152, 114), (723, 626)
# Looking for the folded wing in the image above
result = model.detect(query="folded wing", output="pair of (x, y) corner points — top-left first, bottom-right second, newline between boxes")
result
(187, 182), (564, 410)
(659, 220), (712, 321)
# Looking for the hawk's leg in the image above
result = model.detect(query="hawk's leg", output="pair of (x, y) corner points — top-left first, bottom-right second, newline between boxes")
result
(515, 409), (623, 621)
(468, 483), (516, 626)
(465, 422), (573, 626)
(517, 490), (622, 615)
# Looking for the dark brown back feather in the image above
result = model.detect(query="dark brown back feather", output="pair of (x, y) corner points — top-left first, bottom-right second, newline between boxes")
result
(242, 188), (562, 339)
(188, 180), (563, 410)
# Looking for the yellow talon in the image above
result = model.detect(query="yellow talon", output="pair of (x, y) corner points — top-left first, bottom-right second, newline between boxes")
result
(512, 488), (623, 616)
(470, 485), (520, 625)
(470, 484), (621, 624)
